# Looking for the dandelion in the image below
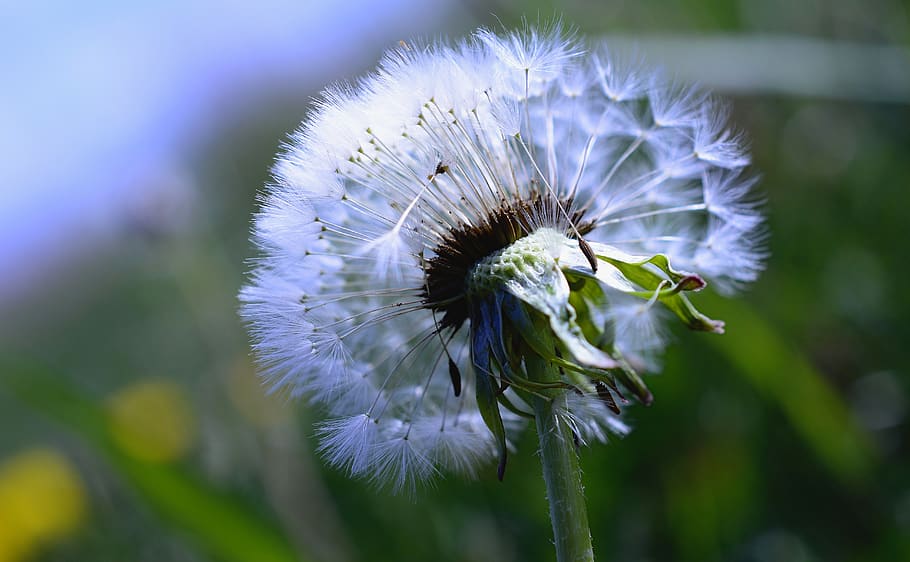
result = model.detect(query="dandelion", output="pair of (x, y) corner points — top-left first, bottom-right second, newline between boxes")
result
(240, 23), (764, 561)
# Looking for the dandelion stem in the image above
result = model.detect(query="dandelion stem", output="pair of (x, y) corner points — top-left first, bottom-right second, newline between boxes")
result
(526, 353), (595, 562)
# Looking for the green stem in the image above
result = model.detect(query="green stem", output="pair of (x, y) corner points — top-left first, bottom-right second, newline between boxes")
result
(525, 354), (595, 562)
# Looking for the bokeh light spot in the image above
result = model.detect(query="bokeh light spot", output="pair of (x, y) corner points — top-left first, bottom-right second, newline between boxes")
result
(226, 356), (291, 428)
(0, 448), (88, 562)
(107, 378), (195, 463)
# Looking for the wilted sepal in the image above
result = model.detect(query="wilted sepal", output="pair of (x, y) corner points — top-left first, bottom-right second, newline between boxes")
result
(470, 299), (509, 480)
(502, 254), (619, 370)
(520, 270), (654, 406)
(467, 229), (728, 480)
(562, 239), (725, 334)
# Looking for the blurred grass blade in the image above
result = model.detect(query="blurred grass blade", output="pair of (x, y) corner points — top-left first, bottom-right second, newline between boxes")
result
(702, 298), (876, 485)
(2, 359), (304, 562)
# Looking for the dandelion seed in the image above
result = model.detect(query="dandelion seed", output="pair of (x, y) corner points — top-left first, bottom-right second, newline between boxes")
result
(239, 24), (765, 494)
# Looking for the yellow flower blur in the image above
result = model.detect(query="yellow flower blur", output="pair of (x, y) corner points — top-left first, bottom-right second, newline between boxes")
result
(107, 379), (195, 463)
(0, 448), (87, 562)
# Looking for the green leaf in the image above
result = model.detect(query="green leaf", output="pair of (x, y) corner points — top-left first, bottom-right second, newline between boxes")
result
(699, 297), (876, 485)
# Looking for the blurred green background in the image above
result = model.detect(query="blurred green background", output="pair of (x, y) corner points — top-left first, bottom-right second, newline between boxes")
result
(1, 1), (908, 561)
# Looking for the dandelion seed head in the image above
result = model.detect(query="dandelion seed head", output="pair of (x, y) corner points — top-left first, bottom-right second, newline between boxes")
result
(240, 25), (765, 490)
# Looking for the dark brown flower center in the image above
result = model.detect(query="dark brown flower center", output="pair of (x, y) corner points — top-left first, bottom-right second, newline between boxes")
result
(422, 194), (591, 330)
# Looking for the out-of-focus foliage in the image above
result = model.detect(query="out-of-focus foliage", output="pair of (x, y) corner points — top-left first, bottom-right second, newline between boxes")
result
(1, 1), (908, 561)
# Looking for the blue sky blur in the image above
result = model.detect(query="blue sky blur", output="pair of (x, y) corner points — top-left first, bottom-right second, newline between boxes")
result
(0, 0), (455, 303)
